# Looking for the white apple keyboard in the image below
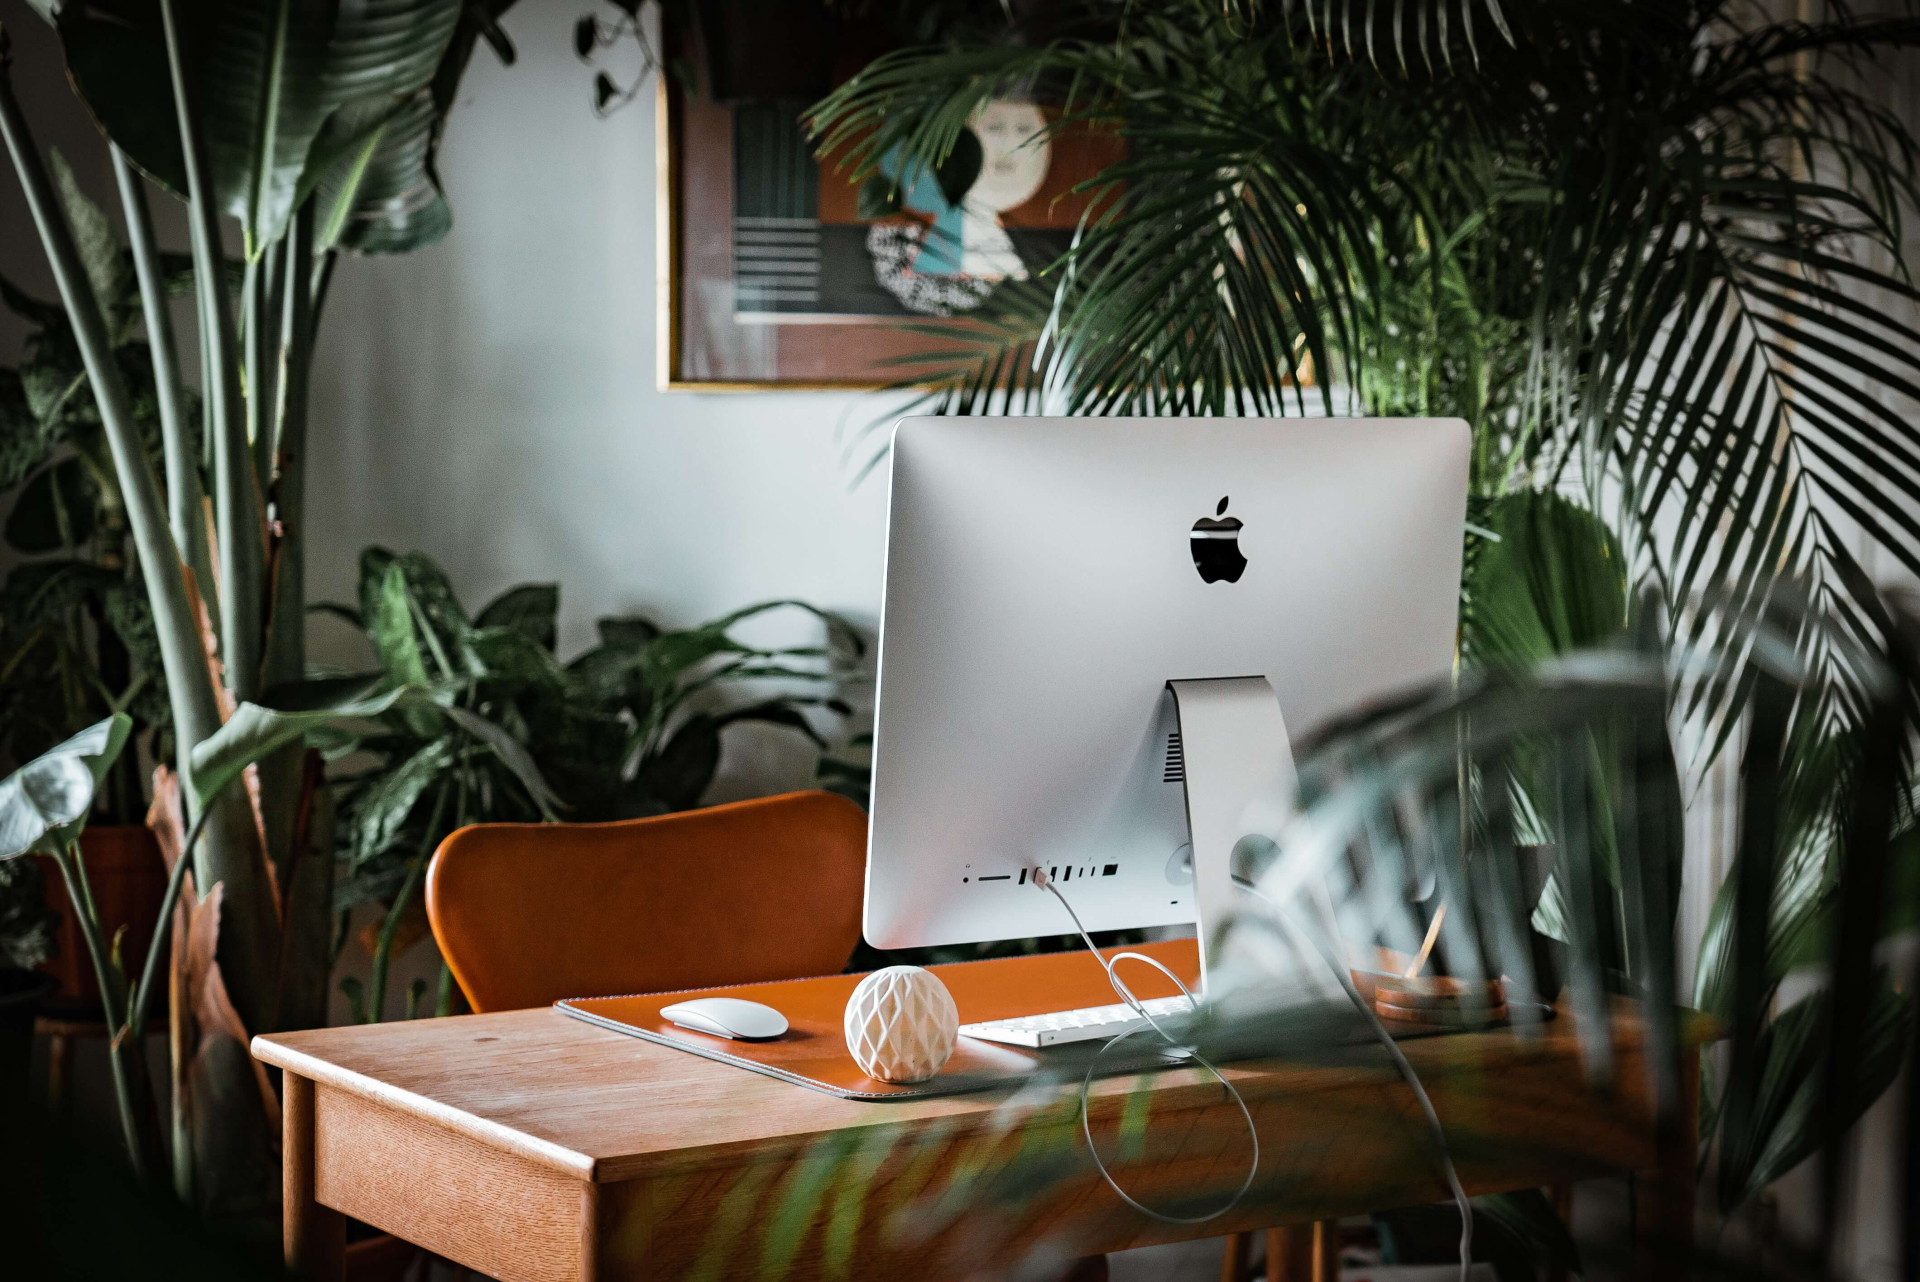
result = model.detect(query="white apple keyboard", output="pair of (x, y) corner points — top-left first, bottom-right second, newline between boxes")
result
(958, 995), (1193, 1048)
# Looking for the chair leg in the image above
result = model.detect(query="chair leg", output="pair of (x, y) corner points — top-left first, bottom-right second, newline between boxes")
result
(1221, 1231), (1252, 1282)
(1311, 1220), (1339, 1282)
(1265, 1225), (1314, 1282)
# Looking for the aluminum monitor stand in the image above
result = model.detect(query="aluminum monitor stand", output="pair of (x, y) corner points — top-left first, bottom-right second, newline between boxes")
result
(1166, 676), (1297, 997)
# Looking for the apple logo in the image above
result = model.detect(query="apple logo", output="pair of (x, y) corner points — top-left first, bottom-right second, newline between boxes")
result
(1190, 496), (1247, 583)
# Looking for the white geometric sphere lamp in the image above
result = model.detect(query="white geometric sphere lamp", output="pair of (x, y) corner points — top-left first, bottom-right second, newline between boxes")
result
(843, 965), (960, 1084)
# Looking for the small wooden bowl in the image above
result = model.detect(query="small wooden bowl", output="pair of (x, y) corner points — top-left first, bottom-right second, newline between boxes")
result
(1375, 1000), (1508, 1027)
(1370, 974), (1504, 1010)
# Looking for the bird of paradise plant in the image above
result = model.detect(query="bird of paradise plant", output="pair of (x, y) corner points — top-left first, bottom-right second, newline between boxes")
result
(0, 0), (526, 1214)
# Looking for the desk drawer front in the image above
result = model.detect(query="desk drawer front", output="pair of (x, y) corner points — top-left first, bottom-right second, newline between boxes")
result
(314, 1085), (592, 1282)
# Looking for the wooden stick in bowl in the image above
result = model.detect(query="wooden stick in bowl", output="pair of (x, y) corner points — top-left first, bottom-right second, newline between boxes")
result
(1404, 903), (1447, 979)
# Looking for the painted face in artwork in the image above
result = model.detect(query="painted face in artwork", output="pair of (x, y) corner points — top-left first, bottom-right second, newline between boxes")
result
(957, 101), (1050, 281)
(967, 101), (1050, 216)
(868, 99), (1054, 314)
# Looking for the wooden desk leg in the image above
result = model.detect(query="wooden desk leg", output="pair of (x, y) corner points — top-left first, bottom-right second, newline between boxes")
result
(283, 1074), (345, 1282)
(1265, 1225), (1313, 1282)
(1221, 1231), (1252, 1282)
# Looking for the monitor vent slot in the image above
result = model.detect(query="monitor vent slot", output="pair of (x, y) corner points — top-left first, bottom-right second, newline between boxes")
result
(1163, 732), (1185, 783)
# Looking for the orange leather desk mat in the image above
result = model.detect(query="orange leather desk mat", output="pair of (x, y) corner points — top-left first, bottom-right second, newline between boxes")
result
(556, 938), (1199, 1101)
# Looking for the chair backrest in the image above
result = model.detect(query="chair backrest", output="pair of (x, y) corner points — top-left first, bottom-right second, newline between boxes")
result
(425, 790), (868, 1012)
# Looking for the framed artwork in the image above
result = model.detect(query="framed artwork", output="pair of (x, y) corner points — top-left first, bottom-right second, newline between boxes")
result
(657, 17), (1123, 390)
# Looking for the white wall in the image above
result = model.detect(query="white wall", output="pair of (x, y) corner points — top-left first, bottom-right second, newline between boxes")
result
(304, 0), (899, 800)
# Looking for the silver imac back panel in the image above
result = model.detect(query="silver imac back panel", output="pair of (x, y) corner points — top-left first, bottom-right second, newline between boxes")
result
(863, 416), (1471, 950)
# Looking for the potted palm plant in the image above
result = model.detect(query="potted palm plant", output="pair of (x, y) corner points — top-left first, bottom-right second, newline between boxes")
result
(809, 0), (1920, 1238)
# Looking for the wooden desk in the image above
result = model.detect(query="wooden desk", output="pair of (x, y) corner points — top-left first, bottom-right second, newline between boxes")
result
(254, 1001), (1697, 1281)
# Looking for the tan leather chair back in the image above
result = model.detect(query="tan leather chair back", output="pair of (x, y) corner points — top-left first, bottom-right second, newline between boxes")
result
(425, 791), (867, 1012)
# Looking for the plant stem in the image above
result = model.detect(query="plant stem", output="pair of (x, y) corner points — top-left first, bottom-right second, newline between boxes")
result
(311, 249), (337, 329)
(246, 237), (283, 494)
(364, 861), (423, 1025)
(128, 801), (213, 1039)
(53, 842), (148, 1181)
(435, 961), (456, 1017)
(149, 0), (284, 1039)
(257, 204), (315, 877)
(0, 37), (223, 763)
(110, 143), (212, 594)
(366, 786), (450, 1023)
(263, 201), (313, 691)
(159, 0), (262, 704)
(169, 959), (192, 1204)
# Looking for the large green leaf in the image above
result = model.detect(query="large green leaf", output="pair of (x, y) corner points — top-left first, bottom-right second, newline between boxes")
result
(49, 148), (134, 342)
(311, 0), (529, 254)
(48, 0), (462, 254)
(441, 703), (563, 818)
(713, 699), (829, 751)
(309, 90), (452, 254)
(462, 626), (568, 690)
(1714, 970), (1914, 1211)
(0, 368), (56, 490)
(187, 678), (411, 810)
(350, 736), (455, 867)
(0, 714), (132, 858)
(1463, 490), (1627, 673)
(634, 712), (721, 813)
(366, 560), (431, 687)
(474, 581), (559, 652)
(359, 547), (471, 672)
(595, 615), (661, 650)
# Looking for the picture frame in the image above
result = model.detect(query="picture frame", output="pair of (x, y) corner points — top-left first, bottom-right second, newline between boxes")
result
(656, 14), (1122, 391)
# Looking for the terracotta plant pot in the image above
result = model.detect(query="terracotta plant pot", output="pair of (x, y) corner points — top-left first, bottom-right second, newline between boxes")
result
(32, 825), (167, 1016)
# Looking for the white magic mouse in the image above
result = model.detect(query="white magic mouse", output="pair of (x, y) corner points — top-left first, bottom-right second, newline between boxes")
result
(660, 997), (789, 1041)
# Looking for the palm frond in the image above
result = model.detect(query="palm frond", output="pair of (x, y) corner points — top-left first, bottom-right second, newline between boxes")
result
(809, 0), (1920, 745)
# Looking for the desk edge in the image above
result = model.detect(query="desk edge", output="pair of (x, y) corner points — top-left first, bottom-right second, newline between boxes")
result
(252, 1035), (598, 1180)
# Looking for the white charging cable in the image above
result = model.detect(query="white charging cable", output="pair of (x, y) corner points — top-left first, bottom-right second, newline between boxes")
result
(1031, 866), (1260, 1225)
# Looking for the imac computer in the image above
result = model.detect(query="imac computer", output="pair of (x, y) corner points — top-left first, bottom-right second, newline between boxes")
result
(862, 416), (1471, 1041)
